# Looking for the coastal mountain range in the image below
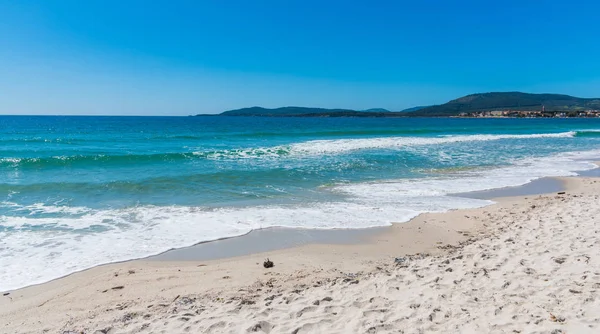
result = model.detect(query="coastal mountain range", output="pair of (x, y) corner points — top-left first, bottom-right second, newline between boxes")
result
(200, 92), (600, 117)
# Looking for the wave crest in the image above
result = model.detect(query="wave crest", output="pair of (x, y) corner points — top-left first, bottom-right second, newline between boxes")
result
(0, 131), (578, 169)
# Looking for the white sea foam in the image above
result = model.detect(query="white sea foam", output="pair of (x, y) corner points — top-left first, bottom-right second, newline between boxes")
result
(191, 132), (576, 159)
(0, 197), (489, 291)
(290, 132), (576, 155)
(0, 158), (24, 164)
(1, 146), (599, 292)
(336, 153), (599, 201)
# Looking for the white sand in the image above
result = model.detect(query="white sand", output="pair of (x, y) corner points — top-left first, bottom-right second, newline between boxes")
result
(1, 177), (600, 333)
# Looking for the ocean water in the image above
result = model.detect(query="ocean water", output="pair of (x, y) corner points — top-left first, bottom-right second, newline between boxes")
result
(1, 116), (600, 290)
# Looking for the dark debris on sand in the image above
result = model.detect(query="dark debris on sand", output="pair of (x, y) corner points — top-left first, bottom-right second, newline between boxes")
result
(263, 259), (274, 268)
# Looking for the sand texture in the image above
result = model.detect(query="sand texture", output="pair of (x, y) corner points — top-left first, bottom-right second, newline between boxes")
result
(1, 177), (600, 333)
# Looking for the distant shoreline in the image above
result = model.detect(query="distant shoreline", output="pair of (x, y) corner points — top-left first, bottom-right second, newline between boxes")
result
(204, 92), (600, 117)
(195, 113), (600, 118)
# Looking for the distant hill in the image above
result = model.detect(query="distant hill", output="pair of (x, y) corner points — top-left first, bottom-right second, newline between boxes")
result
(409, 92), (600, 116)
(220, 106), (350, 116)
(217, 106), (404, 117)
(400, 106), (431, 112)
(362, 108), (390, 112)
(197, 92), (600, 118)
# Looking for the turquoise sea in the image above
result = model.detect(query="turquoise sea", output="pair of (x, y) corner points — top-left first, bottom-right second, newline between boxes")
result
(2, 116), (600, 290)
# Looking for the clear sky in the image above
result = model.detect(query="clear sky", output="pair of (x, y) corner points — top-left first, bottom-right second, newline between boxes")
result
(1, 0), (599, 115)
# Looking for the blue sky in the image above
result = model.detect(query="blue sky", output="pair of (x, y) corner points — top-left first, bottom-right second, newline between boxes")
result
(1, 0), (599, 115)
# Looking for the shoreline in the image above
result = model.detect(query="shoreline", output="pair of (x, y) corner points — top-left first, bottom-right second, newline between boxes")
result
(0, 172), (589, 293)
(2, 175), (600, 332)
(150, 176), (567, 262)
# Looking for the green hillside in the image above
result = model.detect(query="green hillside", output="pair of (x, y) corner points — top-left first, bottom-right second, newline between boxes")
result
(409, 92), (600, 116)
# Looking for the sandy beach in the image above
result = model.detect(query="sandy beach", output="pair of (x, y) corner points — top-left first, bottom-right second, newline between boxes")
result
(4, 2), (600, 333)
(2, 176), (600, 333)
